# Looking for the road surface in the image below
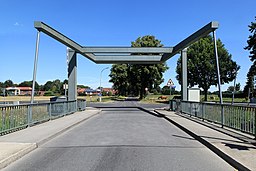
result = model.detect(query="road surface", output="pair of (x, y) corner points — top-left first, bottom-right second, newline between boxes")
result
(3, 100), (234, 171)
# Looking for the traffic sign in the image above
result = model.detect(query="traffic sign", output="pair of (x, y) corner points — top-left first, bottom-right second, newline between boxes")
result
(167, 79), (174, 86)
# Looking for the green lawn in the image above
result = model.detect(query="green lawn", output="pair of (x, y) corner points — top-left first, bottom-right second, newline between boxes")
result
(142, 94), (248, 104)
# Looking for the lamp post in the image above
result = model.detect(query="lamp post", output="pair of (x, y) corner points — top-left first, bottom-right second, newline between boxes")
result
(231, 69), (239, 105)
(99, 67), (109, 102)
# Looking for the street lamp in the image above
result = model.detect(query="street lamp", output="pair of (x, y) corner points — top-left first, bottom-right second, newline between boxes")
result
(231, 69), (239, 105)
(99, 67), (109, 102)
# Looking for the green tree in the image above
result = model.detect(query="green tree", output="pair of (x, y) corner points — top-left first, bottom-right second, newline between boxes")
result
(3, 80), (14, 88)
(43, 81), (53, 91)
(130, 36), (168, 99)
(227, 83), (241, 92)
(244, 17), (256, 96)
(109, 36), (169, 99)
(109, 64), (129, 96)
(18, 80), (40, 91)
(176, 35), (239, 101)
(51, 79), (61, 93)
(162, 85), (171, 95)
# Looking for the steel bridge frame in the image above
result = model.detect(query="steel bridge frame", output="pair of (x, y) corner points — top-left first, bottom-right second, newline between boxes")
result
(31, 21), (221, 105)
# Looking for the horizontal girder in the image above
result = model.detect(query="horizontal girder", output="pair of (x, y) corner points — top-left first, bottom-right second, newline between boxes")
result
(34, 21), (219, 64)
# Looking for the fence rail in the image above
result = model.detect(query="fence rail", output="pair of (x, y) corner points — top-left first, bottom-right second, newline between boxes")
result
(0, 99), (86, 135)
(172, 100), (256, 138)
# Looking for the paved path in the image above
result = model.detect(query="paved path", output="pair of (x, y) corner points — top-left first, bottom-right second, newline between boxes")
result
(2, 102), (234, 171)
(0, 108), (100, 169)
(155, 109), (256, 171)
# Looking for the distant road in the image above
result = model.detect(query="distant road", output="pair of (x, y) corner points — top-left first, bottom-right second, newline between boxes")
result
(3, 100), (233, 171)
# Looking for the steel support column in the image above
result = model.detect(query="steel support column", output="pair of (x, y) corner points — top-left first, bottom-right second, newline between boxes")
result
(30, 31), (41, 104)
(213, 30), (224, 127)
(68, 48), (77, 101)
(181, 48), (188, 101)
(213, 31), (223, 105)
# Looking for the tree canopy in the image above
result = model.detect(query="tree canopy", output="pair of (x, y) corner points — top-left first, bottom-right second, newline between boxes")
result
(109, 35), (169, 99)
(244, 17), (256, 97)
(176, 35), (239, 101)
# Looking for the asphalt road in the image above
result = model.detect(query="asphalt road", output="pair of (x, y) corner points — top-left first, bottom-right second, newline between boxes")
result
(3, 100), (234, 171)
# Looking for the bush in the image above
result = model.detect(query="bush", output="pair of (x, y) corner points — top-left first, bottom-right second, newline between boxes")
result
(222, 91), (245, 98)
(102, 91), (108, 96)
(44, 91), (54, 96)
(152, 89), (159, 95)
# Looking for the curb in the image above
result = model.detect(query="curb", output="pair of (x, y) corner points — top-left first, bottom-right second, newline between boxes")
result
(154, 109), (250, 171)
(0, 143), (37, 170)
(0, 109), (101, 169)
(38, 109), (101, 146)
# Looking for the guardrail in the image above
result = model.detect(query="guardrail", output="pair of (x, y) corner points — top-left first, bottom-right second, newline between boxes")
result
(0, 99), (86, 135)
(172, 100), (256, 138)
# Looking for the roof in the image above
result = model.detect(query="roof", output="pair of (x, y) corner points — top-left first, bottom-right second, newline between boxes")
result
(6, 87), (32, 91)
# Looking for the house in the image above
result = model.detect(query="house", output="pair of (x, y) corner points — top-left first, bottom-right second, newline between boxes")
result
(102, 88), (116, 95)
(77, 88), (100, 96)
(6, 87), (32, 96)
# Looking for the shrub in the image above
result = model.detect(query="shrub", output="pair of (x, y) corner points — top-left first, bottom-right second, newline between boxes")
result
(44, 91), (54, 96)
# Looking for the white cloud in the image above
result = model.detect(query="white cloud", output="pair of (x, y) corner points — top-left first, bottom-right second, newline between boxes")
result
(14, 22), (23, 27)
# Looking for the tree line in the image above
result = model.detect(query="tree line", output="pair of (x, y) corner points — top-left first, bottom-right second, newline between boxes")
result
(0, 79), (89, 96)
(244, 16), (256, 98)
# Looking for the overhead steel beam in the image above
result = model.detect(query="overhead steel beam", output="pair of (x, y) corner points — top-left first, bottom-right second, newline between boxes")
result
(34, 21), (218, 64)
(34, 21), (95, 61)
(82, 47), (173, 54)
(161, 21), (219, 61)
(94, 55), (162, 64)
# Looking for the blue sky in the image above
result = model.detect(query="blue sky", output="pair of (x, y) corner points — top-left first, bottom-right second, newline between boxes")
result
(0, 0), (255, 91)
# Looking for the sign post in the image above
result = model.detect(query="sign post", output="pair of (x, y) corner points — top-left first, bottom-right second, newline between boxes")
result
(63, 84), (68, 97)
(254, 75), (256, 89)
(167, 79), (174, 96)
(167, 79), (174, 111)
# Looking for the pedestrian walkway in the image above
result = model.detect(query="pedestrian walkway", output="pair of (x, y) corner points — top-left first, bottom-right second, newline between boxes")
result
(155, 109), (256, 171)
(0, 108), (101, 169)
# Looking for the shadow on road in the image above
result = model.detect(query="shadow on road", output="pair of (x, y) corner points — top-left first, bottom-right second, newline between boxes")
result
(93, 106), (164, 118)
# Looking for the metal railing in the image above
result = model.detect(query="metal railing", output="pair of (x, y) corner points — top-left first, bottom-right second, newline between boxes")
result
(0, 100), (86, 135)
(173, 100), (256, 137)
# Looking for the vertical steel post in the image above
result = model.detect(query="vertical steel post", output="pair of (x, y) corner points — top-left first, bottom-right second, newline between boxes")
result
(68, 49), (77, 111)
(99, 67), (109, 102)
(254, 108), (256, 139)
(213, 31), (224, 127)
(232, 71), (237, 105)
(49, 103), (52, 120)
(181, 48), (188, 102)
(30, 31), (40, 104)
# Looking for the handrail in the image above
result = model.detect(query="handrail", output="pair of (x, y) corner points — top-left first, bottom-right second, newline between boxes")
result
(0, 100), (86, 136)
(173, 100), (256, 138)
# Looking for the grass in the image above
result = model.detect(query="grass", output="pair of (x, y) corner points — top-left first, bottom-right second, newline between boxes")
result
(78, 96), (119, 103)
(0, 96), (54, 102)
(0, 95), (121, 103)
(205, 95), (248, 103)
(141, 94), (174, 104)
(0, 94), (249, 104)
(141, 94), (248, 104)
